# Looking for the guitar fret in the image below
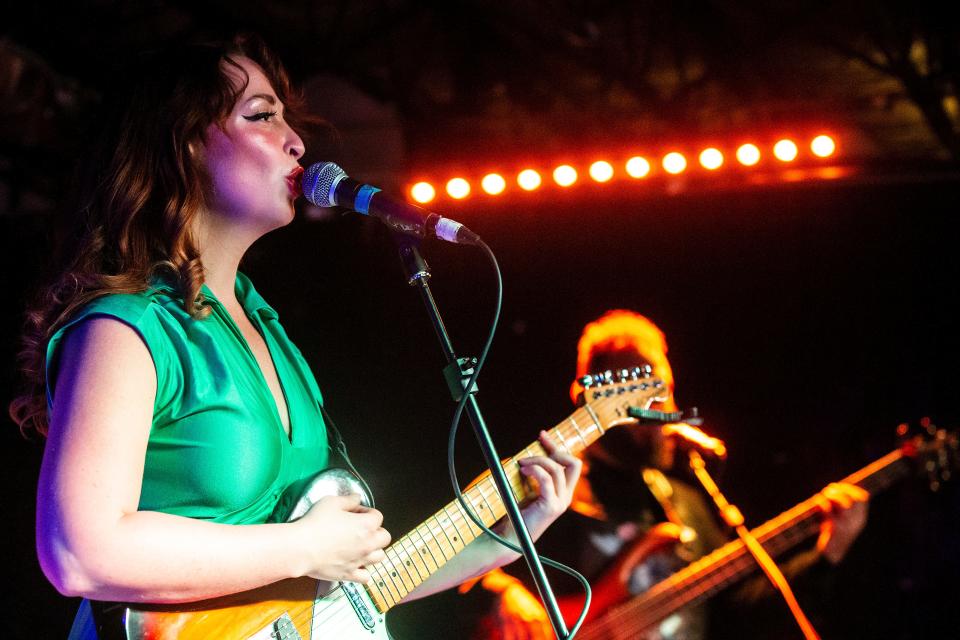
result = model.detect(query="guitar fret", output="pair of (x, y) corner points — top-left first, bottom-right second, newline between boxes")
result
(365, 569), (393, 611)
(432, 514), (459, 556)
(472, 482), (501, 524)
(583, 404), (605, 435)
(368, 564), (400, 608)
(443, 503), (475, 545)
(384, 545), (417, 593)
(433, 509), (466, 557)
(421, 520), (451, 561)
(413, 524), (442, 570)
(546, 427), (572, 455)
(452, 498), (485, 537)
(568, 416), (589, 447)
(372, 560), (405, 604)
(397, 534), (428, 583)
(459, 491), (488, 531)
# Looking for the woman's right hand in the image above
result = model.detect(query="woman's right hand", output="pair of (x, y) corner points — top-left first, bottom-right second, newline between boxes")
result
(294, 494), (391, 583)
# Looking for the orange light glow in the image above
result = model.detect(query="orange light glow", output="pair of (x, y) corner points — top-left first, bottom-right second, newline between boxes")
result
(553, 165), (578, 187)
(446, 177), (471, 199)
(517, 169), (542, 191)
(481, 173), (506, 195)
(662, 152), (687, 175)
(410, 182), (436, 203)
(736, 144), (761, 166)
(625, 156), (651, 178)
(571, 309), (676, 406)
(663, 423), (728, 458)
(699, 148), (724, 170)
(773, 139), (799, 162)
(811, 135), (836, 158)
(589, 161), (614, 183)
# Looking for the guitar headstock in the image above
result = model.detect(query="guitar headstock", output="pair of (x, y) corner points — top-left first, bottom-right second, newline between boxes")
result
(576, 366), (671, 433)
(898, 417), (959, 491)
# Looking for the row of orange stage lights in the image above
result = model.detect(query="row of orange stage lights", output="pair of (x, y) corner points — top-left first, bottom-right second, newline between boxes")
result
(409, 135), (837, 204)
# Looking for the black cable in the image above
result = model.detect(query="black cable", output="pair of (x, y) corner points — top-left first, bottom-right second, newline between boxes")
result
(445, 239), (591, 639)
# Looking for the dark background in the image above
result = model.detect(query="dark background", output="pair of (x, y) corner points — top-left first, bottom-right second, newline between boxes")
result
(3, 1), (960, 638)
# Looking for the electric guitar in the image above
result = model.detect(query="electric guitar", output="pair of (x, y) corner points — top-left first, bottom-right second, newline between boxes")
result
(91, 369), (669, 639)
(578, 419), (959, 640)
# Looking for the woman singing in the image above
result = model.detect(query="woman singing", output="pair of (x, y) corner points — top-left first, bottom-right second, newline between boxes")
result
(10, 34), (580, 638)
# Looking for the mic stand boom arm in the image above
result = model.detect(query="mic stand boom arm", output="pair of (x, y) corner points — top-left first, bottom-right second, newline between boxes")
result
(687, 450), (820, 640)
(396, 237), (571, 639)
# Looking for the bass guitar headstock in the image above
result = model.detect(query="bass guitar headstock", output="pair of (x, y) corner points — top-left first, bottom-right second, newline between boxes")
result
(898, 417), (959, 492)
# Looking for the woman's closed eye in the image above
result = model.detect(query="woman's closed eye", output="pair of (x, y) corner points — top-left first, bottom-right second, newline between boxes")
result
(243, 111), (278, 122)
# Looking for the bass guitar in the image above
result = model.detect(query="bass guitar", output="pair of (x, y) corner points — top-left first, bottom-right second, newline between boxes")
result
(578, 419), (958, 640)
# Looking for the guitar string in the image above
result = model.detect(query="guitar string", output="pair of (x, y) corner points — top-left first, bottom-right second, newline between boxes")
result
(590, 451), (909, 638)
(279, 475), (511, 631)
(589, 508), (821, 637)
(274, 431), (561, 632)
(271, 389), (651, 633)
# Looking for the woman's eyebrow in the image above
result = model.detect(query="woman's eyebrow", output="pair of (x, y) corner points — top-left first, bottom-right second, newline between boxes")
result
(244, 93), (278, 106)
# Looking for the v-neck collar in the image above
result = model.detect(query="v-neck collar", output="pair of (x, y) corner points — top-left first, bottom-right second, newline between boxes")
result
(147, 271), (294, 444)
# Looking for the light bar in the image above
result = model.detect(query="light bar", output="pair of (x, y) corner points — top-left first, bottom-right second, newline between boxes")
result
(407, 134), (841, 201)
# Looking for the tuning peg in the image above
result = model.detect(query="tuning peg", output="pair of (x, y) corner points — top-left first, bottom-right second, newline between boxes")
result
(580, 375), (595, 389)
(617, 368), (631, 382)
(602, 370), (614, 385)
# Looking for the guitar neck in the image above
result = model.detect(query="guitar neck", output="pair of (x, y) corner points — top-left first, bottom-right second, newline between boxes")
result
(581, 447), (910, 639)
(362, 401), (620, 613)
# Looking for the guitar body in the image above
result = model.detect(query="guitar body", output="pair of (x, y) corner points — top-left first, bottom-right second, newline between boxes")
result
(95, 578), (390, 640)
(93, 469), (392, 639)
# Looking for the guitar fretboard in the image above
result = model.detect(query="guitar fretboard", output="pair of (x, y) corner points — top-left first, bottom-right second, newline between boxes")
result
(363, 380), (665, 613)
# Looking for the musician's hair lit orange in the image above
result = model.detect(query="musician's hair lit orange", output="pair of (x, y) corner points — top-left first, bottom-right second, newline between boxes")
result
(570, 309), (675, 404)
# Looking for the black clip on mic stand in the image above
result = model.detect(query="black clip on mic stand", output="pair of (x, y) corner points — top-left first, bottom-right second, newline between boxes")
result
(396, 236), (571, 639)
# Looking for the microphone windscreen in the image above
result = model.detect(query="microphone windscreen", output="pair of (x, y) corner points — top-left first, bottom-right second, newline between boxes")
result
(302, 162), (346, 207)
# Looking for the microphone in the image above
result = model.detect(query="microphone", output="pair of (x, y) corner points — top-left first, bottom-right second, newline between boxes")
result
(302, 162), (481, 246)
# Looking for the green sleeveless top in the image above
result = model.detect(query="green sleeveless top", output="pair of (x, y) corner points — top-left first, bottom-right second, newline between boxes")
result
(45, 272), (330, 525)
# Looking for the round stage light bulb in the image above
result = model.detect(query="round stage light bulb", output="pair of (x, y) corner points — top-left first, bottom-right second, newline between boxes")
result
(411, 182), (436, 203)
(625, 156), (651, 178)
(553, 165), (577, 187)
(773, 139), (799, 162)
(481, 173), (506, 195)
(699, 148), (724, 170)
(589, 161), (614, 182)
(811, 135), (836, 158)
(662, 152), (687, 175)
(446, 178), (471, 199)
(736, 144), (761, 166)
(517, 169), (542, 191)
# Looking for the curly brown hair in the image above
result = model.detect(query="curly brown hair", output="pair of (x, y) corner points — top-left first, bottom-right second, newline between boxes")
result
(9, 33), (315, 437)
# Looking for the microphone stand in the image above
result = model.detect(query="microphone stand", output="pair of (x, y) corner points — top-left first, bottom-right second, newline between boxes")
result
(687, 450), (821, 640)
(396, 236), (571, 639)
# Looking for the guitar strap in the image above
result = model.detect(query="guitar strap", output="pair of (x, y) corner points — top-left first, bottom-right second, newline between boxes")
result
(320, 404), (377, 508)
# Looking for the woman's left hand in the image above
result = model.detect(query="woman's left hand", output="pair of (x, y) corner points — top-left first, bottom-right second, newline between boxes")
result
(513, 431), (583, 540)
